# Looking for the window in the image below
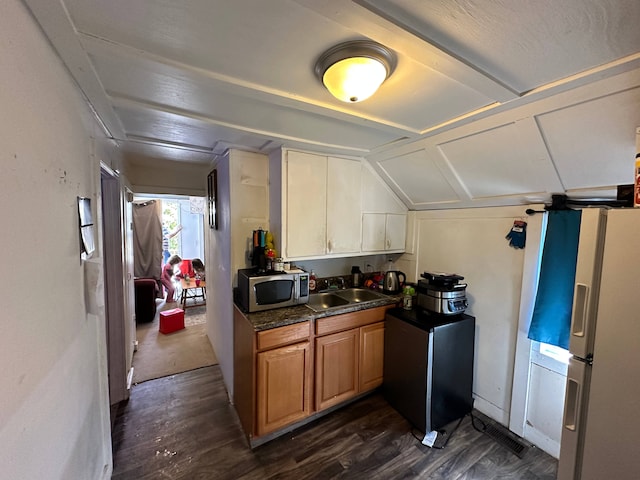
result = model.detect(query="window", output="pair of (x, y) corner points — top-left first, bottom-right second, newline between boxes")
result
(539, 342), (571, 364)
(530, 340), (570, 376)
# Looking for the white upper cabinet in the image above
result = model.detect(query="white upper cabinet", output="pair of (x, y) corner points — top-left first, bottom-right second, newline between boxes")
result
(361, 213), (386, 252)
(285, 151), (327, 258)
(271, 148), (406, 260)
(385, 213), (407, 251)
(326, 156), (362, 255)
(360, 163), (408, 253)
(361, 213), (407, 253)
(278, 150), (362, 259)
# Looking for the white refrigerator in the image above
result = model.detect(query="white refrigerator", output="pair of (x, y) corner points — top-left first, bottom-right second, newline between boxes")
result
(558, 208), (640, 479)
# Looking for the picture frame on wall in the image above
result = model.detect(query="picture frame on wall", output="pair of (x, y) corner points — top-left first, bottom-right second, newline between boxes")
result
(207, 169), (218, 229)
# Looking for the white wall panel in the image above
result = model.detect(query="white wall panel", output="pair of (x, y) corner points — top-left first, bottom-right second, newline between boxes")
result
(0, 1), (114, 477)
(439, 122), (561, 199)
(379, 149), (460, 206)
(410, 207), (528, 424)
(536, 87), (640, 190)
(208, 150), (270, 399)
(361, 163), (408, 214)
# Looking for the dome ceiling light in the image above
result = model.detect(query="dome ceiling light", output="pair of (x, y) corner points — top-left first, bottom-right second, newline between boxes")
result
(314, 40), (396, 103)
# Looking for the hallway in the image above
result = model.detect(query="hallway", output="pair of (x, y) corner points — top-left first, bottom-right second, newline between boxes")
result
(111, 366), (557, 479)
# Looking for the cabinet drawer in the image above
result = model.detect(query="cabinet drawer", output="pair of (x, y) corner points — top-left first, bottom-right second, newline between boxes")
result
(257, 321), (310, 351)
(315, 306), (390, 336)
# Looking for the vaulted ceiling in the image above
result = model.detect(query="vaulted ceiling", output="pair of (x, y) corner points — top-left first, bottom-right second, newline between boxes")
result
(23, 0), (640, 208)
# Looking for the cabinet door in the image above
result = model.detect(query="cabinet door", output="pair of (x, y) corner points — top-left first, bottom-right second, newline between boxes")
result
(361, 213), (386, 252)
(326, 157), (361, 254)
(385, 214), (407, 251)
(359, 322), (385, 392)
(286, 151), (327, 258)
(315, 329), (359, 411)
(256, 342), (311, 436)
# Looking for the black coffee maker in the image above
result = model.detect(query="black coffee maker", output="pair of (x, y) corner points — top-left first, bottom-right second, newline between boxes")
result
(252, 228), (267, 272)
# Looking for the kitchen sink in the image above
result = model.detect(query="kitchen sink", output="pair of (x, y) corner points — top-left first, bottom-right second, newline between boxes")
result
(334, 288), (386, 303)
(307, 292), (350, 311)
(306, 288), (387, 312)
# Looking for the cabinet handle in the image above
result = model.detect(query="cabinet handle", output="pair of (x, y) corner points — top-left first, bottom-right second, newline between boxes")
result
(386, 239), (391, 249)
(327, 240), (332, 253)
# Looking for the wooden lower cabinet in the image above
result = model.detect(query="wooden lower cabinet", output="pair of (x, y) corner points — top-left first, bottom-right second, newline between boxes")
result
(256, 341), (311, 436)
(315, 328), (359, 411)
(234, 305), (392, 445)
(359, 322), (385, 392)
(315, 320), (387, 412)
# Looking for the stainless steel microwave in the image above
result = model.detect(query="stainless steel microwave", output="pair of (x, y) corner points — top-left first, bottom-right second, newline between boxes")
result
(237, 268), (309, 313)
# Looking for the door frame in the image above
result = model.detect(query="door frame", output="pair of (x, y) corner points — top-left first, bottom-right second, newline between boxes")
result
(509, 213), (566, 457)
(101, 165), (128, 405)
(509, 214), (545, 432)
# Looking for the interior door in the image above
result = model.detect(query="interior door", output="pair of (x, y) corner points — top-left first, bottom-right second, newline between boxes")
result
(101, 167), (128, 405)
(510, 213), (567, 458)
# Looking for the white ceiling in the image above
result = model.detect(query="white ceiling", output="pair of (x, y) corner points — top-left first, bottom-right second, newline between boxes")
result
(23, 0), (640, 208)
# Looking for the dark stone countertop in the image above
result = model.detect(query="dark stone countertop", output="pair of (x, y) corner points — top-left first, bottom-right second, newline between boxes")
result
(240, 293), (401, 332)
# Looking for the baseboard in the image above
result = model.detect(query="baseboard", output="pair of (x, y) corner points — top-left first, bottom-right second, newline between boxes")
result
(473, 395), (509, 425)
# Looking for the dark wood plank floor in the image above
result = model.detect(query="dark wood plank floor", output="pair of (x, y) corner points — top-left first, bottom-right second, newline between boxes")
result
(111, 366), (557, 479)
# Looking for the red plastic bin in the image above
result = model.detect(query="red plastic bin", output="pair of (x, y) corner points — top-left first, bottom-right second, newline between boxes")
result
(159, 308), (185, 334)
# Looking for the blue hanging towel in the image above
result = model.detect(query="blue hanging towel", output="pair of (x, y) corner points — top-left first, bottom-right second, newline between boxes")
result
(528, 210), (582, 350)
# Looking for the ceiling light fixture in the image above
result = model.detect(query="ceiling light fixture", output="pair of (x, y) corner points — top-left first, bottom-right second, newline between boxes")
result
(314, 40), (396, 103)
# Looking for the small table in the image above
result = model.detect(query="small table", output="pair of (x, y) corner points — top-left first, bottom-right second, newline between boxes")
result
(179, 278), (206, 310)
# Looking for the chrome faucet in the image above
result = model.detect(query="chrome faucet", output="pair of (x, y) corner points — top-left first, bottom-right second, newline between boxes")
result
(327, 277), (346, 290)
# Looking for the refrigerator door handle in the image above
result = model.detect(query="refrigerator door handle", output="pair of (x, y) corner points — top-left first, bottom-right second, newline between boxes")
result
(563, 377), (582, 431)
(571, 283), (590, 338)
(558, 358), (588, 480)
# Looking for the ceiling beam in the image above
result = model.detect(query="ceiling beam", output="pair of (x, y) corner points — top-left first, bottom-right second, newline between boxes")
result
(22, 0), (125, 139)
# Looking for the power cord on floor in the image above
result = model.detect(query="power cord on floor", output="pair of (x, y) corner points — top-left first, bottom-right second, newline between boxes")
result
(410, 414), (465, 450)
(470, 409), (488, 433)
(410, 398), (483, 450)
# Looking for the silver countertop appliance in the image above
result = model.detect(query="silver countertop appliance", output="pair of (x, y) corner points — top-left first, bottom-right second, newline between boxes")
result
(417, 272), (468, 315)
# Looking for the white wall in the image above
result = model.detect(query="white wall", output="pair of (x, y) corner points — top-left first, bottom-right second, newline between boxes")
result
(207, 157), (233, 397)
(295, 254), (394, 278)
(230, 150), (270, 283)
(206, 149), (270, 399)
(0, 1), (116, 478)
(398, 206), (540, 424)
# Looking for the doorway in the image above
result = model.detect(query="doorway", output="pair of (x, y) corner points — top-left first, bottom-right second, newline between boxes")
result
(510, 214), (568, 458)
(100, 166), (132, 409)
(137, 195), (206, 266)
(130, 194), (212, 384)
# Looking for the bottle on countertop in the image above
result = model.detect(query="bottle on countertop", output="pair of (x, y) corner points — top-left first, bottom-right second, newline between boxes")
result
(402, 285), (415, 310)
(266, 248), (276, 271)
(309, 270), (317, 292)
(351, 266), (362, 288)
(274, 257), (284, 272)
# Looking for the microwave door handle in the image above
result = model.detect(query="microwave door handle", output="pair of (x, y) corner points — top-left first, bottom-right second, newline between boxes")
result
(293, 278), (298, 301)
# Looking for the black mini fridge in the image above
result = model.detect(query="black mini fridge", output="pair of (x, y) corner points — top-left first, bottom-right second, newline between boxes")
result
(383, 308), (475, 434)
